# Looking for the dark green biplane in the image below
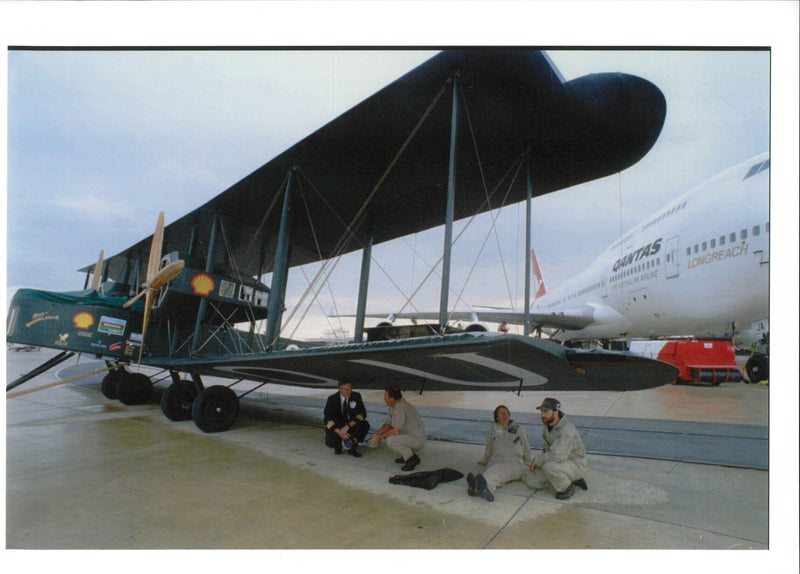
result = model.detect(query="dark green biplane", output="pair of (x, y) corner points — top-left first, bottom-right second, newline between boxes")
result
(7, 49), (676, 432)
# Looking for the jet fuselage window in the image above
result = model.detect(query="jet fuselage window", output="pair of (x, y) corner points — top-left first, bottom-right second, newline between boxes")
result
(702, 241), (707, 251)
(752, 225), (760, 236)
(740, 229), (747, 240)
(766, 221), (770, 233)
(719, 235), (726, 246)
(729, 233), (736, 243)
(710, 238), (716, 248)
(693, 244), (699, 254)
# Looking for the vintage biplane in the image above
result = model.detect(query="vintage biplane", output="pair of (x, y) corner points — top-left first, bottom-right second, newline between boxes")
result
(7, 49), (677, 433)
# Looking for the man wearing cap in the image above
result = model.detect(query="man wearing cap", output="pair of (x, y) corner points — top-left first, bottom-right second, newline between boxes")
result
(369, 385), (426, 471)
(324, 379), (370, 457)
(526, 397), (588, 500)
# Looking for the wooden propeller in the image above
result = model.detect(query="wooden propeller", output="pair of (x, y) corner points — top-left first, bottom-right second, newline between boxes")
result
(91, 250), (104, 290)
(122, 212), (184, 365)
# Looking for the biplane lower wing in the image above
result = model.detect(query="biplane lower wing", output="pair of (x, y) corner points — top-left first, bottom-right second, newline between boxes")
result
(150, 333), (678, 392)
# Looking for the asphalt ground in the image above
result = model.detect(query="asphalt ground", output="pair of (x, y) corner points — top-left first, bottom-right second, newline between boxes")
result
(3, 348), (796, 572)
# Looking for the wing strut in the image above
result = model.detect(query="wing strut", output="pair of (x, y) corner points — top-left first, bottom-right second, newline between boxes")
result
(354, 215), (374, 342)
(265, 169), (295, 349)
(438, 74), (460, 333)
(191, 214), (219, 356)
(524, 148), (533, 335)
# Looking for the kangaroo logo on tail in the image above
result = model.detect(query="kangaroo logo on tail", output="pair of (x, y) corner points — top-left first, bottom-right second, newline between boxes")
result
(531, 248), (547, 303)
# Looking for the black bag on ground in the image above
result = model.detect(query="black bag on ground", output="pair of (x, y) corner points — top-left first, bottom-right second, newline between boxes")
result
(388, 468), (464, 490)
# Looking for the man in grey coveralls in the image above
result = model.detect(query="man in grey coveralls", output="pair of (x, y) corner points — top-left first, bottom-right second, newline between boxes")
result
(369, 385), (426, 471)
(467, 405), (533, 502)
(525, 397), (588, 500)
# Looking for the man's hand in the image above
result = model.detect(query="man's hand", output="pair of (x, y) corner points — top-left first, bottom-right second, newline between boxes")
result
(335, 427), (351, 440)
(369, 433), (382, 446)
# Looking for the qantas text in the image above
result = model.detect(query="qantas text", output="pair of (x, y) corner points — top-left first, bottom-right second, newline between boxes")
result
(612, 238), (662, 272)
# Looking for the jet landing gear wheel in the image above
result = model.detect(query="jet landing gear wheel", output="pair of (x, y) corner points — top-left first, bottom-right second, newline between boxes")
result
(192, 385), (239, 433)
(745, 354), (769, 383)
(117, 372), (153, 405)
(161, 380), (198, 421)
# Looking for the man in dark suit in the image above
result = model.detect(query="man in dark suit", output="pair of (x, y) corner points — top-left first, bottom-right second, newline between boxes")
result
(324, 379), (370, 457)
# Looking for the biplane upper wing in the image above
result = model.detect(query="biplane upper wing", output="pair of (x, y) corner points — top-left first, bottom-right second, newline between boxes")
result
(85, 49), (666, 281)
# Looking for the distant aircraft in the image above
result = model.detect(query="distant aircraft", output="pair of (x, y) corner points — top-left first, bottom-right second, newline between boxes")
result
(7, 49), (677, 433)
(369, 152), (769, 381)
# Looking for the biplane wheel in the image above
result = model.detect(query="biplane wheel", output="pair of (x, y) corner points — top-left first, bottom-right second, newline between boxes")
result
(117, 372), (153, 406)
(192, 385), (239, 433)
(161, 380), (197, 421)
(101, 370), (124, 399)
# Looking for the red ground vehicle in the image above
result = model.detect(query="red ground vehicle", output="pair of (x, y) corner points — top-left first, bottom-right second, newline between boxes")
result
(631, 340), (743, 385)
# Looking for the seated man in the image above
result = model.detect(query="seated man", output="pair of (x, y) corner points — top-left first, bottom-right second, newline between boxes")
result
(369, 385), (426, 471)
(324, 379), (370, 457)
(467, 405), (532, 502)
(525, 397), (588, 500)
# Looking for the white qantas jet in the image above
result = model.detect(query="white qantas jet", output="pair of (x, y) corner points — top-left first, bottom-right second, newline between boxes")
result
(364, 152), (770, 378)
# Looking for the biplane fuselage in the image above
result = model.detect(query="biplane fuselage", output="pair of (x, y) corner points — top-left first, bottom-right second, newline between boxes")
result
(7, 49), (677, 432)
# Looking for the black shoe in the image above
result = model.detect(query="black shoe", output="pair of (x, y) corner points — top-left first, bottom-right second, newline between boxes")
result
(348, 447), (362, 458)
(475, 474), (494, 502)
(556, 482), (575, 500)
(401, 454), (420, 471)
(573, 478), (588, 490)
(334, 446), (343, 455)
(395, 457), (406, 464)
(466, 473), (477, 497)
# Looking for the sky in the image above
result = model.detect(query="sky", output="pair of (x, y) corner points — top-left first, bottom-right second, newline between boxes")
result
(4, 46), (774, 341)
(1, 2), (798, 570)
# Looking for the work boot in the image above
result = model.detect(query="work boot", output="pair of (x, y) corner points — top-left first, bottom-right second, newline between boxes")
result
(475, 474), (494, 502)
(573, 478), (588, 490)
(466, 473), (477, 497)
(556, 482), (575, 500)
(401, 454), (420, 471)
(395, 457), (405, 464)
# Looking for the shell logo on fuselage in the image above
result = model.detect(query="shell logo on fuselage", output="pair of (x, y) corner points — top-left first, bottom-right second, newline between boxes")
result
(612, 238), (662, 273)
(72, 312), (95, 330)
(191, 273), (215, 296)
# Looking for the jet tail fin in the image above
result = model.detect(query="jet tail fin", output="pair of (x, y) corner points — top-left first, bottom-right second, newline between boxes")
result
(531, 248), (547, 301)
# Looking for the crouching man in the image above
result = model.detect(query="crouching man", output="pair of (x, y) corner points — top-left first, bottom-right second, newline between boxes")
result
(369, 385), (426, 471)
(324, 379), (370, 457)
(525, 398), (588, 500)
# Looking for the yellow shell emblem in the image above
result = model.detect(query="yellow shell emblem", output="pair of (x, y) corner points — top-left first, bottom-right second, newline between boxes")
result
(72, 312), (95, 330)
(191, 273), (215, 296)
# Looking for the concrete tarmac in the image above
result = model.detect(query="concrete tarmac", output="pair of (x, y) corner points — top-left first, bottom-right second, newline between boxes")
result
(3, 348), (788, 568)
